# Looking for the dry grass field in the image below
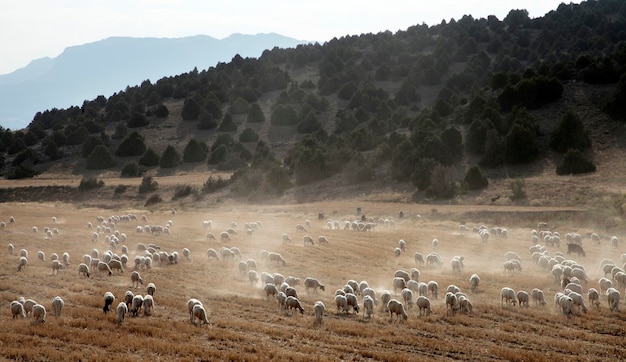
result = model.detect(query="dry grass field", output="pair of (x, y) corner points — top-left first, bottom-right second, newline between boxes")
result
(1, 199), (626, 361)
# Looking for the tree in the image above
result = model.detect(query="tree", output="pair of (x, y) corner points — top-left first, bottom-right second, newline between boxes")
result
(115, 131), (146, 157)
(246, 103), (265, 123)
(207, 144), (227, 165)
(505, 124), (538, 164)
(271, 104), (298, 126)
(183, 139), (208, 163)
(197, 112), (218, 130)
(81, 136), (104, 158)
(139, 148), (160, 167)
(239, 128), (259, 143)
(127, 112), (149, 128)
(411, 157), (437, 191)
(160, 145), (181, 168)
(464, 165), (489, 190)
(556, 149), (596, 175)
(391, 140), (417, 181)
(297, 112), (322, 134)
(66, 126), (89, 146)
(121, 162), (144, 177)
(86, 145), (115, 170)
(112, 122), (128, 139)
(549, 110), (591, 152)
(218, 113), (238, 132)
(182, 98), (203, 120)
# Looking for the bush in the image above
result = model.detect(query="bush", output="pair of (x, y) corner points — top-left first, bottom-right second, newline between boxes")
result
(197, 112), (219, 130)
(139, 175), (158, 193)
(239, 128), (259, 143)
(182, 98), (203, 120)
(426, 164), (456, 199)
(556, 149), (596, 175)
(81, 136), (104, 158)
(121, 162), (144, 177)
(78, 176), (104, 191)
(218, 113), (238, 132)
(86, 145), (115, 170)
(464, 165), (489, 190)
(115, 131), (146, 157)
(172, 185), (196, 199)
(159, 145), (181, 168)
(202, 175), (231, 194)
(139, 148), (160, 167)
(509, 179), (527, 201)
(144, 193), (163, 206)
(127, 112), (149, 128)
(114, 185), (127, 194)
(183, 139), (208, 163)
(549, 110), (591, 152)
(246, 103), (266, 123)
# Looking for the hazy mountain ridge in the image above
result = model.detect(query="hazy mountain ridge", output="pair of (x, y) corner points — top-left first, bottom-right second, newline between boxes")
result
(0, 33), (307, 129)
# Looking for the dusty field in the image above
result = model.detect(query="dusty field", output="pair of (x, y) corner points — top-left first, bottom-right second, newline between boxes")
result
(1, 200), (625, 361)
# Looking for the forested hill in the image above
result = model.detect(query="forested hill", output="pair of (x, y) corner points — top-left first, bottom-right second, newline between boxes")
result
(1, 0), (626, 206)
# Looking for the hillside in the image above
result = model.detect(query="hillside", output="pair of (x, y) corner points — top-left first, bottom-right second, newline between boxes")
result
(0, 0), (625, 216)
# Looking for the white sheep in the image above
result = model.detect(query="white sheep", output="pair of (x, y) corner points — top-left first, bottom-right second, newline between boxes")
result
(314, 301), (325, 325)
(345, 293), (360, 314)
(394, 247), (401, 257)
(380, 290), (391, 312)
(558, 294), (574, 316)
(500, 287), (517, 307)
(146, 283), (156, 296)
(103, 292), (116, 313)
(285, 296), (305, 315)
(392, 277), (407, 295)
(10, 301), (26, 319)
(445, 292), (459, 316)
(37, 251), (45, 262)
(567, 291), (587, 314)
(451, 257), (463, 274)
(97, 261), (113, 275)
(317, 236), (329, 246)
(276, 292), (287, 310)
(416, 296), (432, 316)
(207, 248), (220, 260)
(458, 295), (473, 315)
(116, 302), (128, 325)
(143, 294), (154, 316)
(130, 295), (144, 317)
(428, 281), (439, 299)
(517, 291), (530, 308)
(238, 261), (248, 275)
(335, 294), (349, 314)
(303, 235), (314, 246)
(51, 260), (63, 275)
(23, 299), (37, 316)
(387, 299), (408, 322)
(264, 283), (279, 300)
(607, 288), (620, 312)
(17, 256), (28, 272)
(52, 296), (64, 317)
(32, 304), (46, 324)
(401, 288), (414, 309)
(531, 288), (546, 306)
(8, 243), (14, 255)
(363, 295), (374, 318)
(131, 271), (144, 288)
(414, 252), (424, 265)
(267, 252), (286, 266)
(182, 248), (191, 261)
(248, 270), (259, 285)
(469, 274), (480, 293)
(186, 298), (203, 322)
(587, 288), (600, 310)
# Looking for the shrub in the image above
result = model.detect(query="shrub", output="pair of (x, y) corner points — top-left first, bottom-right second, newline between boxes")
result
(549, 110), (591, 152)
(81, 136), (104, 158)
(239, 128), (259, 143)
(202, 175), (231, 194)
(144, 193), (163, 206)
(556, 149), (596, 175)
(181, 98), (203, 120)
(464, 165), (489, 190)
(115, 131), (146, 157)
(247, 103), (266, 123)
(183, 139), (208, 163)
(78, 176), (104, 191)
(509, 179), (527, 201)
(139, 176), (158, 193)
(218, 113), (238, 132)
(426, 164), (456, 199)
(197, 112), (218, 130)
(127, 112), (149, 128)
(173, 185), (196, 199)
(121, 162), (144, 178)
(160, 145), (181, 168)
(86, 145), (115, 170)
(114, 185), (127, 194)
(139, 148), (160, 167)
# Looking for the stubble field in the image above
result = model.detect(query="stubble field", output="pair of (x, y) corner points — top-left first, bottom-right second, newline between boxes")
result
(0, 200), (625, 361)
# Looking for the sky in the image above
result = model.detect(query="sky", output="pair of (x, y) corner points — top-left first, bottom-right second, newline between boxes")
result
(0, 0), (580, 75)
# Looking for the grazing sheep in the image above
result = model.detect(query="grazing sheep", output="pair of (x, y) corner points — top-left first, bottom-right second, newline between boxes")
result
(130, 295), (144, 317)
(394, 269), (410, 282)
(392, 277), (407, 295)
(426, 253), (443, 268)
(587, 288), (600, 310)
(23, 299), (37, 316)
(131, 271), (144, 288)
(62, 252), (70, 267)
(469, 274), (480, 293)
(246, 259), (257, 271)
(143, 295), (154, 316)
(380, 291), (392, 312)
(417, 282), (429, 297)
(445, 292), (459, 316)
(363, 295), (374, 318)
(567, 291), (587, 314)
(146, 282), (156, 296)
(267, 252), (286, 266)
(432, 238), (439, 250)
(564, 282), (583, 295)
(285, 296), (305, 315)
(346, 280), (359, 294)
(345, 293), (360, 314)
(335, 294), (349, 314)
(248, 270), (259, 285)
(451, 258), (463, 274)
(51, 260), (63, 275)
(109, 259), (124, 273)
(599, 278), (612, 294)
(394, 247), (401, 257)
(558, 294), (574, 316)
(428, 281), (439, 299)
(273, 273), (285, 286)
(303, 235), (314, 246)
(182, 248), (191, 261)
(37, 251), (45, 262)
(531, 288), (546, 306)
(206, 233), (215, 240)
(314, 301), (325, 325)
(607, 288), (620, 312)
(446, 284), (460, 294)
(276, 292), (287, 310)
(295, 224), (307, 232)
(116, 302), (128, 325)
(97, 261), (113, 275)
(416, 296), (432, 316)
(500, 287), (517, 307)
(103, 292), (116, 313)
(517, 291), (530, 308)
(264, 283), (279, 300)
(11, 301), (26, 319)
(401, 288), (414, 309)
(238, 261), (248, 275)
(414, 252), (424, 265)
(458, 295), (473, 315)
(220, 232), (231, 242)
(317, 236), (329, 246)
(8, 243), (14, 255)
(17, 256), (28, 272)
(187, 299), (203, 322)
(52, 296), (64, 317)
(387, 299), (408, 322)
(285, 287), (299, 299)
(9, 216), (15, 223)
(32, 304), (46, 324)
(207, 248), (220, 260)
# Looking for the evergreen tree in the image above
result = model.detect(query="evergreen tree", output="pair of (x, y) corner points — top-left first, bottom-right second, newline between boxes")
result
(160, 145), (181, 168)
(86, 145), (115, 170)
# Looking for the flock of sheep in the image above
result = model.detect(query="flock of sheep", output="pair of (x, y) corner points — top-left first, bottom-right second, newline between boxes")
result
(4, 209), (626, 334)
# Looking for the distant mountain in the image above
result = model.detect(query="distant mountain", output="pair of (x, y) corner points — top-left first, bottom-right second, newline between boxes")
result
(0, 33), (307, 130)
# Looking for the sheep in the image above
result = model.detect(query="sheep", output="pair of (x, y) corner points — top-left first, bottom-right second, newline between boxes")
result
(407, 280), (420, 294)
(238, 261), (248, 275)
(32, 304), (46, 324)
(273, 273), (285, 286)
(285, 287), (299, 299)
(363, 295), (374, 318)
(143, 295), (154, 316)
(394, 269), (410, 282)
(564, 282), (583, 295)
(9, 216), (15, 223)
(37, 251), (45, 262)
(246, 259), (257, 271)
(248, 270), (259, 285)
(587, 288), (600, 310)
(346, 279), (359, 294)
(116, 302), (128, 325)
(182, 248), (191, 261)
(445, 292), (459, 316)
(414, 252), (424, 265)
(432, 238), (439, 250)
(558, 294), (574, 316)
(531, 288), (546, 306)
(8, 243), (14, 255)
(517, 291), (530, 308)
(62, 252), (70, 267)
(607, 288), (620, 311)
(52, 296), (64, 317)
(317, 236), (329, 246)
(23, 299), (37, 316)
(97, 261), (113, 275)
(295, 224), (307, 232)
(394, 248), (401, 257)
(11, 301), (26, 319)
(267, 252), (286, 266)
(458, 295), (473, 315)
(146, 282), (156, 296)
(392, 277), (407, 295)
(611, 235), (619, 248)
(303, 235), (314, 246)
(409, 268), (420, 282)
(343, 284), (355, 295)
(428, 281), (439, 299)
(599, 278), (612, 294)
(20, 249), (29, 258)
(401, 288), (414, 309)
(187, 299), (203, 322)
(451, 258), (463, 274)
(131, 271), (144, 288)
(109, 259), (124, 273)
(285, 296), (304, 315)
(567, 291), (587, 314)
(17, 256), (28, 272)
(276, 292), (287, 310)
(264, 283), (279, 300)
(314, 301), (325, 325)
(416, 296), (432, 316)
(207, 248), (220, 260)
(335, 294), (349, 314)
(130, 295), (144, 317)
(469, 274), (480, 293)
(416, 282), (429, 297)
(426, 253), (442, 268)
(387, 299), (408, 322)
(345, 293), (360, 314)
(220, 232), (231, 242)
(380, 291), (391, 312)
(51, 260), (63, 275)
(500, 287), (517, 307)
(103, 292), (116, 313)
